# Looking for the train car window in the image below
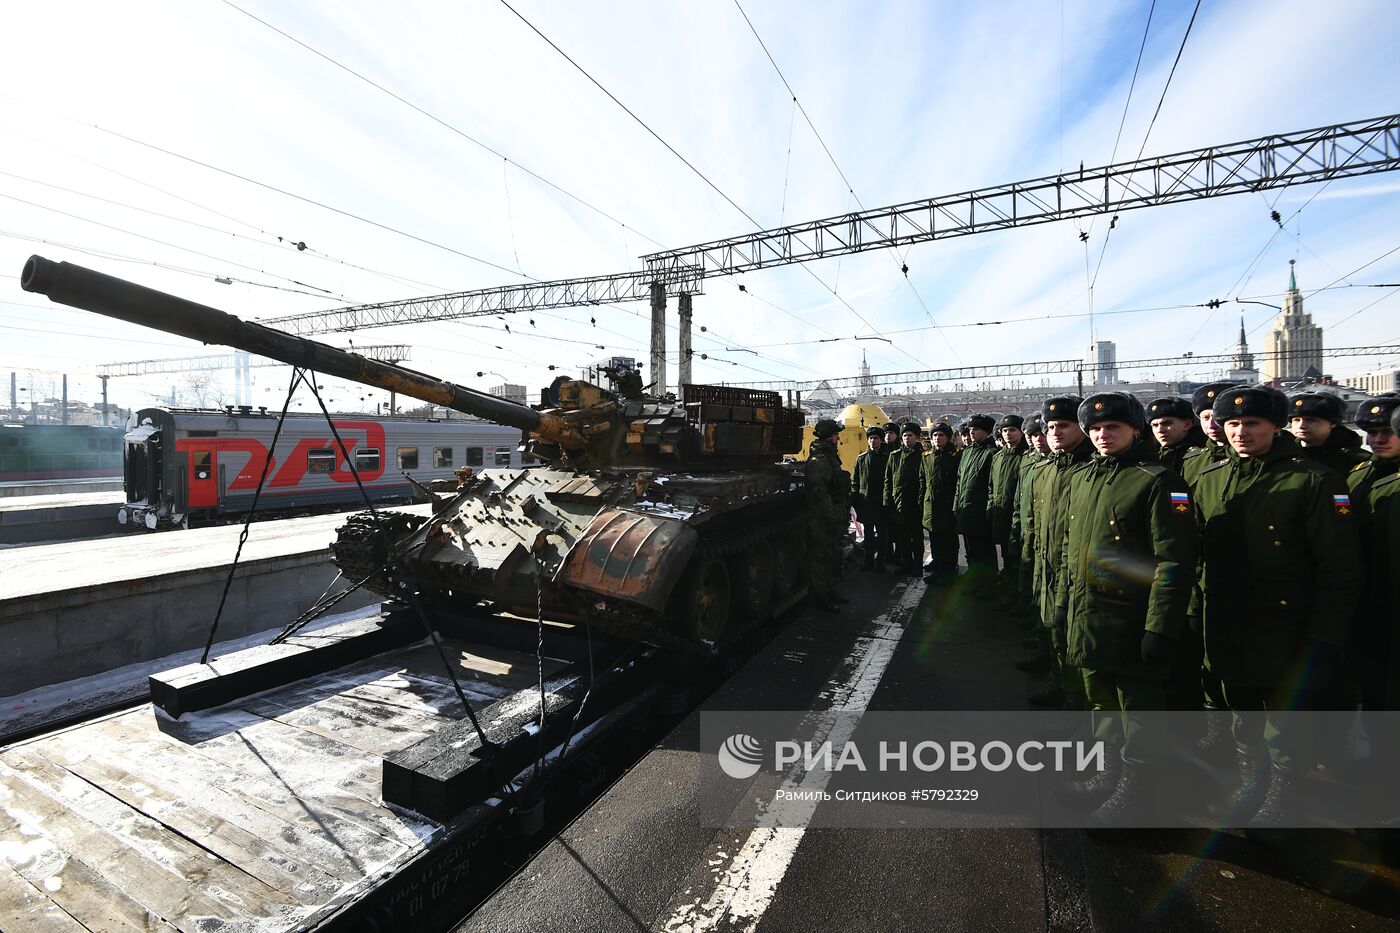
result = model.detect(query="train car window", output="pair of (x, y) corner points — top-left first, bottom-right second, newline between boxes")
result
(434, 447), (453, 468)
(493, 446), (512, 466)
(397, 447), (419, 470)
(193, 450), (212, 480)
(308, 448), (336, 474)
(355, 448), (381, 472)
(467, 446), (484, 466)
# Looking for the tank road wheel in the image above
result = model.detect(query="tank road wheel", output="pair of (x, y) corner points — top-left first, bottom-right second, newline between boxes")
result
(671, 556), (731, 648)
(730, 546), (775, 621)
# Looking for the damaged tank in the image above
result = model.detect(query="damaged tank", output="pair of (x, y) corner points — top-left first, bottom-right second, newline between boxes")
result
(21, 255), (811, 652)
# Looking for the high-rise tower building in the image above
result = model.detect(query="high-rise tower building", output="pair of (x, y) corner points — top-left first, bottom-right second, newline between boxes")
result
(1264, 260), (1323, 382)
(1092, 340), (1119, 385)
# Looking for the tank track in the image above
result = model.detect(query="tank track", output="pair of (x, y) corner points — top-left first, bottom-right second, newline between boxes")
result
(580, 503), (809, 657)
(330, 510), (430, 598)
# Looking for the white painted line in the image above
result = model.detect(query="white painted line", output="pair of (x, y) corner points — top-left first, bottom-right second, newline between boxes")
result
(662, 581), (925, 933)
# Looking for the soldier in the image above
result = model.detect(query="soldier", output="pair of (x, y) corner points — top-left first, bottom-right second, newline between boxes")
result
(988, 414), (1030, 600)
(922, 421), (960, 585)
(1181, 381), (1239, 486)
(1011, 415), (1049, 621)
(1147, 396), (1207, 475)
(1348, 395), (1400, 712)
(1194, 387), (1361, 831)
(1288, 392), (1369, 476)
(953, 414), (998, 588)
(884, 422), (926, 575)
(1057, 393), (1198, 822)
(1020, 396), (1093, 708)
(804, 418), (850, 613)
(850, 426), (890, 571)
(883, 422), (900, 450)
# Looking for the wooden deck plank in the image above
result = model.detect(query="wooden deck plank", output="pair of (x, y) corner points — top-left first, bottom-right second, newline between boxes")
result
(38, 723), (392, 885)
(0, 811), (175, 932)
(25, 739), (344, 907)
(0, 859), (90, 933)
(389, 640), (570, 694)
(0, 752), (298, 928)
(103, 707), (435, 849)
(238, 687), (445, 755)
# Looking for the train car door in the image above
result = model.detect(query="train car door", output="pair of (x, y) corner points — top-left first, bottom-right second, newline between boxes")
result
(186, 447), (219, 509)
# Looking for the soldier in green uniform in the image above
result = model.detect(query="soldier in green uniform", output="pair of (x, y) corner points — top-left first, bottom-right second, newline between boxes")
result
(1288, 392), (1369, 476)
(1010, 415), (1049, 617)
(1349, 395), (1400, 712)
(883, 422), (900, 450)
(884, 422), (926, 576)
(1148, 396), (1207, 475)
(850, 426), (890, 571)
(921, 421), (960, 585)
(1020, 396), (1093, 708)
(1194, 387), (1361, 829)
(953, 414), (998, 588)
(987, 414), (1030, 601)
(1180, 381), (1239, 486)
(804, 418), (850, 613)
(1056, 393), (1199, 822)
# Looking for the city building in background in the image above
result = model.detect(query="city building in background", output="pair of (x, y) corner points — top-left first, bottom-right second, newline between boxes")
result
(1263, 260), (1324, 382)
(1092, 340), (1120, 386)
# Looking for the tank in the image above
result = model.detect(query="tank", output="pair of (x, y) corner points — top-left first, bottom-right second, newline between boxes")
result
(21, 256), (811, 652)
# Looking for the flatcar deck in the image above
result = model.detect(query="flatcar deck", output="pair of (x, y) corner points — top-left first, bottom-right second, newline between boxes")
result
(0, 628), (572, 932)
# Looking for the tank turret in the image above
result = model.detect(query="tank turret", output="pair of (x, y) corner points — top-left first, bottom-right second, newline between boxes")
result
(22, 256), (815, 651)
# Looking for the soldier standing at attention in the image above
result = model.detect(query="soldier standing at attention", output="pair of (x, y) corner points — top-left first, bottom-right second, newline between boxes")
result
(1012, 415), (1051, 618)
(987, 414), (1030, 600)
(1021, 396), (1093, 708)
(883, 422), (900, 451)
(804, 419), (850, 613)
(1181, 381), (1239, 485)
(1056, 393), (1198, 823)
(953, 414), (999, 588)
(1348, 395), (1400, 713)
(922, 421), (960, 585)
(1288, 392), (1369, 476)
(1148, 396), (1207, 475)
(884, 422), (927, 576)
(850, 426), (890, 571)
(1194, 387), (1360, 832)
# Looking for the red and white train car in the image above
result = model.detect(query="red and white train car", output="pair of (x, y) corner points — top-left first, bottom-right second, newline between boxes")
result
(121, 406), (528, 530)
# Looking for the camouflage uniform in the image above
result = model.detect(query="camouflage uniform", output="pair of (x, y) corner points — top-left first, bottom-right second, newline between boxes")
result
(804, 436), (849, 603)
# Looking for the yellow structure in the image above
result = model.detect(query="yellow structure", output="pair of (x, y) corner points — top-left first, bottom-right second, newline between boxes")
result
(797, 402), (892, 471)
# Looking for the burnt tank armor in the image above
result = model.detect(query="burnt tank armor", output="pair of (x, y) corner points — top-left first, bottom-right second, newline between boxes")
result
(22, 256), (811, 652)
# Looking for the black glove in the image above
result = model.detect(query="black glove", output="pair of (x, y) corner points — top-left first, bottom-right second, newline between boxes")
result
(1186, 614), (1202, 635)
(1052, 606), (1068, 632)
(1141, 630), (1173, 665)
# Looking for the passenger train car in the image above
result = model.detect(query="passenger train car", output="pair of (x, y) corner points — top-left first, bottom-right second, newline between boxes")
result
(121, 406), (529, 529)
(0, 422), (122, 482)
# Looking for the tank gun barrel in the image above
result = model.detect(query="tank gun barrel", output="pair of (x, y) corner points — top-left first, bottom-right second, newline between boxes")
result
(21, 256), (585, 447)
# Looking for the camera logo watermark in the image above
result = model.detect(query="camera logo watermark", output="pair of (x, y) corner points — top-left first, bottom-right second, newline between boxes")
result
(717, 733), (764, 779)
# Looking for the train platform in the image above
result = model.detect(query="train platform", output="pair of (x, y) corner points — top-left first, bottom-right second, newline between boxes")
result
(458, 570), (1400, 932)
(0, 490), (123, 545)
(0, 476), (122, 498)
(0, 504), (430, 698)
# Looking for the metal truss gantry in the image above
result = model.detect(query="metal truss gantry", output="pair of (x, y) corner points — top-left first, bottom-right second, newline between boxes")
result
(250, 113), (1400, 395)
(733, 344), (1400, 393)
(98, 344), (411, 377)
(643, 113), (1400, 279)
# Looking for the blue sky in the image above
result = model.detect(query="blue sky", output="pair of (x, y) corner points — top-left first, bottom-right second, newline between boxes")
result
(2, 0), (1398, 413)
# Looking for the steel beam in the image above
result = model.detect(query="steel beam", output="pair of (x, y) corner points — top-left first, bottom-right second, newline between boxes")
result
(643, 113), (1400, 280)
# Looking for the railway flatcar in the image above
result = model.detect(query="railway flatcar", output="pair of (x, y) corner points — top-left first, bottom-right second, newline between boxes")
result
(121, 406), (528, 529)
(0, 422), (122, 481)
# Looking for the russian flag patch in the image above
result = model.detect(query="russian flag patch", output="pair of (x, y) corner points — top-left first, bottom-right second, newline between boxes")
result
(1334, 493), (1352, 515)
(1170, 491), (1190, 512)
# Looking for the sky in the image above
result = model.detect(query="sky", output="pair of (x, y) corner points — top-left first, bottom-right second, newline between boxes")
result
(2, 0), (1399, 417)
